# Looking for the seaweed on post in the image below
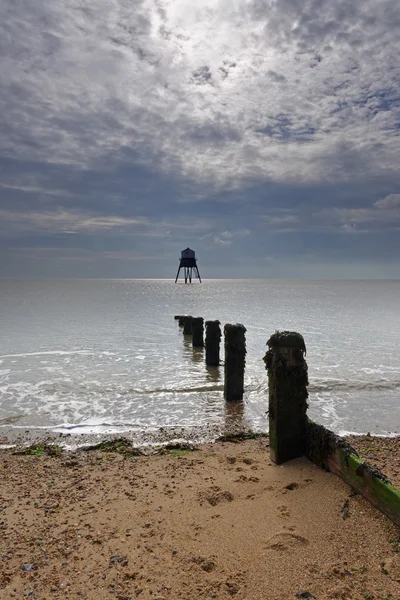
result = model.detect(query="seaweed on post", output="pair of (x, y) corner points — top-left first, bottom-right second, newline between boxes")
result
(205, 320), (221, 366)
(224, 324), (246, 402)
(192, 317), (204, 347)
(264, 330), (308, 465)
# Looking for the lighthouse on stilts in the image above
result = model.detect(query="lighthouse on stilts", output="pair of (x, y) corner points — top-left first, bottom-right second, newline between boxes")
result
(175, 248), (202, 283)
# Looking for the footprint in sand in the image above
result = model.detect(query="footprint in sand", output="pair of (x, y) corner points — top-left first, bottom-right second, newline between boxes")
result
(278, 505), (291, 518)
(198, 488), (234, 506)
(234, 475), (260, 483)
(284, 482), (299, 491)
(266, 532), (309, 552)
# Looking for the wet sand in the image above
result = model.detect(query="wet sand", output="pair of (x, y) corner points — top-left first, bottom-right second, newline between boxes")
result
(1, 436), (400, 600)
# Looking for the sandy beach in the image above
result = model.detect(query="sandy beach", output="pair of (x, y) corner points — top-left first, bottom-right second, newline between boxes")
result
(1, 435), (400, 600)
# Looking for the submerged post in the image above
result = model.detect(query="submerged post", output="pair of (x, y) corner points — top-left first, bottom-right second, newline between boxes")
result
(192, 317), (204, 347)
(182, 316), (193, 335)
(224, 324), (246, 401)
(264, 331), (308, 465)
(205, 320), (221, 366)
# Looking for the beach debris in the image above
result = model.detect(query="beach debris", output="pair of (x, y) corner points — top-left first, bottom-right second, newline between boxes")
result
(21, 563), (35, 572)
(296, 591), (315, 599)
(341, 499), (350, 519)
(109, 555), (128, 566)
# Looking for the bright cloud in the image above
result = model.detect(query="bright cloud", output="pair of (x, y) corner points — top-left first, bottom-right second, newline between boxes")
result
(0, 0), (399, 188)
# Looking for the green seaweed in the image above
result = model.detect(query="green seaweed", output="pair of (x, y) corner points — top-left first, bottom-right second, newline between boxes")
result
(81, 438), (142, 456)
(217, 431), (268, 443)
(305, 420), (358, 469)
(155, 443), (198, 455)
(13, 443), (63, 457)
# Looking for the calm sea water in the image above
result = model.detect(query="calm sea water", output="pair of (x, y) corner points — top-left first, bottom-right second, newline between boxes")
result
(1, 279), (399, 444)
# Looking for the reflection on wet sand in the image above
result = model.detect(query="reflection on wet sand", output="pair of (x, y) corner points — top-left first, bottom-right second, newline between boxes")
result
(224, 400), (251, 432)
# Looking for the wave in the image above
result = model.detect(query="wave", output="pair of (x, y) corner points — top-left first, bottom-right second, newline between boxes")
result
(309, 378), (400, 393)
(0, 350), (94, 359)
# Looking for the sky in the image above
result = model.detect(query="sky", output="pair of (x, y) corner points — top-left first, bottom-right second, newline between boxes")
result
(0, 0), (399, 279)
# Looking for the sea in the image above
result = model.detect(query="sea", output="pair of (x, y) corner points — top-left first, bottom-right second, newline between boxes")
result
(1, 278), (399, 447)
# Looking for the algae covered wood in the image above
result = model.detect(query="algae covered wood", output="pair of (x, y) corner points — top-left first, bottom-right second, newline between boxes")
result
(174, 315), (186, 327)
(182, 316), (193, 335)
(224, 324), (246, 401)
(205, 320), (221, 366)
(264, 331), (308, 465)
(192, 317), (204, 347)
(306, 420), (400, 526)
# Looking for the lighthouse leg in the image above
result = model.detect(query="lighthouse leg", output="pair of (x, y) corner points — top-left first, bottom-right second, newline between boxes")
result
(175, 266), (181, 283)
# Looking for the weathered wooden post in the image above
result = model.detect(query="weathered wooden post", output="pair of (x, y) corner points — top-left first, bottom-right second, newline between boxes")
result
(182, 316), (193, 335)
(224, 324), (246, 401)
(192, 317), (204, 347)
(174, 315), (186, 327)
(264, 331), (308, 465)
(205, 320), (221, 366)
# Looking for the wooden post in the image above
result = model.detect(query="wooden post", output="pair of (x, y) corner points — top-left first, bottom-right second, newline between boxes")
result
(306, 421), (400, 526)
(264, 331), (308, 465)
(224, 324), (246, 401)
(205, 320), (221, 366)
(192, 317), (204, 347)
(174, 315), (186, 327)
(182, 316), (193, 335)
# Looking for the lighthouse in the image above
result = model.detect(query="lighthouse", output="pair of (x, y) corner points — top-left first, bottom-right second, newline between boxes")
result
(175, 248), (202, 283)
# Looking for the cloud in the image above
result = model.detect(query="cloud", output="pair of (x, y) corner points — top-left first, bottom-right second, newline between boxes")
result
(374, 194), (400, 209)
(263, 213), (299, 225)
(0, 208), (147, 236)
(0, 0), (399, 189)
(0, 183), (72, 198)
(1, 0), (400, 278)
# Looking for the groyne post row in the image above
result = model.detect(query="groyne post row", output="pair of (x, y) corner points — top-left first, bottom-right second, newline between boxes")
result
(224, 324), (246, 402)
(263, 331), (308, 465)
(205, 320), (221, 366)
(182, 316), (193, 335)
(174, 315), (186, 327)
(175, 316), (244, 398)
(265, 329), (400, 526)
(192, 317), (204, 348)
